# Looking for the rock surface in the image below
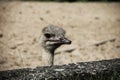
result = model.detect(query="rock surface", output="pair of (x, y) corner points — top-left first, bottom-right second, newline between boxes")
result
(0, 58), (120, 80)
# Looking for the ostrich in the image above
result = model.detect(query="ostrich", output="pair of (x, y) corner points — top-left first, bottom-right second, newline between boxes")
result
(40, 25), (71, 66)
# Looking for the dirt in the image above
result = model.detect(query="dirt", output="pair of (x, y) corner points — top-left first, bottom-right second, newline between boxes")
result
(0, 2), (120, 71)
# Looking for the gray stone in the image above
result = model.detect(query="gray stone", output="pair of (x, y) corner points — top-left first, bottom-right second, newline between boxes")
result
(0, 58), (120, 80)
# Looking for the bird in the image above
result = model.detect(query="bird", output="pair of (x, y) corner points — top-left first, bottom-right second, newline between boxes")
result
(39, 25), (71, 66)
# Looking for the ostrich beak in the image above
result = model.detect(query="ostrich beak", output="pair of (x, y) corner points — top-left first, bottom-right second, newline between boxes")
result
(60, 37), (71, 44)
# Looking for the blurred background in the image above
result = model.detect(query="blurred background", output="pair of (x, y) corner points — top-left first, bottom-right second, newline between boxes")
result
(0, 1), (120, 71)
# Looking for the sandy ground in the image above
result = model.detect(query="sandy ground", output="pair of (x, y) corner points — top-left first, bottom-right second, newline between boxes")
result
(0, 2), (120, 71)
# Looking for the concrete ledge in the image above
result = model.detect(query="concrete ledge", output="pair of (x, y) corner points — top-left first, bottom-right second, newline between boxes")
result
(0, 58), (120, 80)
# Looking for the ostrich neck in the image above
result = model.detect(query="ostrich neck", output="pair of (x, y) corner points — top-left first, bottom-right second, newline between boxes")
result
(42, 48), (55, 66)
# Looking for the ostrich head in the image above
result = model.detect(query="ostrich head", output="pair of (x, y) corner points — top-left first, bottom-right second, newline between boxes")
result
(40, 25), (71, 53)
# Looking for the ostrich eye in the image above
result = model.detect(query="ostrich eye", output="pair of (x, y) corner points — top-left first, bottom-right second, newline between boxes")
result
(44, 33), (51, 38)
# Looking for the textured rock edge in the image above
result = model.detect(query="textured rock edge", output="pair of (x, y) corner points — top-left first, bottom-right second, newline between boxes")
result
(0, 58), (120, 80)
